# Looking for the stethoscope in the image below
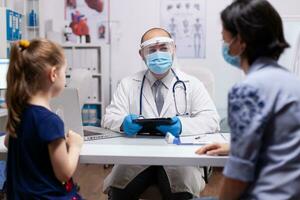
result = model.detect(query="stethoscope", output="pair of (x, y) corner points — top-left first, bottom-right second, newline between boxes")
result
(139, 68), (188, 116)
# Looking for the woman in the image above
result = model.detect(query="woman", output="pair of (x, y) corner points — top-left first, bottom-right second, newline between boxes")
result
(197, 0), (300, 199)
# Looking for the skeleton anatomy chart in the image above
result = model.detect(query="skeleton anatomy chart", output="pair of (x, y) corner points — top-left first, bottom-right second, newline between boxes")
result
(161, 0), (206, 58)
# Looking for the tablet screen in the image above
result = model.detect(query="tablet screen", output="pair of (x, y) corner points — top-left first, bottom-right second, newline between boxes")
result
(133, 118), (173, 136)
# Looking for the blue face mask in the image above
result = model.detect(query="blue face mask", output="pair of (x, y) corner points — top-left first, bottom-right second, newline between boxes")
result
(146, 51), (173, 74)
(222, 41), (241, 68)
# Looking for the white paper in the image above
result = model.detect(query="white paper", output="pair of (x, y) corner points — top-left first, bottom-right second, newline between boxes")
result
(179, 133), (228, 144)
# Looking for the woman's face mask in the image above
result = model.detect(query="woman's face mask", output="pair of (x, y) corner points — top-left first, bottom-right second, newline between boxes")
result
(145, 51), (173, 74)
(222, 38), (242, 68)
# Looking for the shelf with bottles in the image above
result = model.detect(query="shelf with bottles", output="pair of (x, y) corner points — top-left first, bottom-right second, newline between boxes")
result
(23, 0), (42, 39)
(82, 104), (102, 127)
(26, 0), (39, 26)
(62, 45), (104, 127)
(0, 7), (23, 58)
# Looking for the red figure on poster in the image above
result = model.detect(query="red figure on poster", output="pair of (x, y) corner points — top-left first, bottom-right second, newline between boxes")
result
(85, 0), (104, 13)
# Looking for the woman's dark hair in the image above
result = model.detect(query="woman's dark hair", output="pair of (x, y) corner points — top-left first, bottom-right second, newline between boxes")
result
(221, 0), (289, 65)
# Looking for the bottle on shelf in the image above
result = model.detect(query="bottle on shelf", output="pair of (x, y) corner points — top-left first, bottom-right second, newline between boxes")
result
(28, 9), (38, 27)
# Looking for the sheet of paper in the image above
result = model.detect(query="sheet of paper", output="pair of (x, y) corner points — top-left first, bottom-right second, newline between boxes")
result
(179, 133), (229, 145)
(220, 132), (231, 142)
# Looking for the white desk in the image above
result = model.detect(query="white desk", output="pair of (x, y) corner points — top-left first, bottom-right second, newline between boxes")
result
(81, 134), (228, 167)
(0, 133), (229, 167)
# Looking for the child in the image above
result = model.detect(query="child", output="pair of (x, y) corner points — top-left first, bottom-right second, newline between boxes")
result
(4, 39), (83, 199)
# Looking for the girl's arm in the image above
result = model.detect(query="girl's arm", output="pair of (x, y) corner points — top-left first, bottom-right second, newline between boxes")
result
(48, 130), (83, 182)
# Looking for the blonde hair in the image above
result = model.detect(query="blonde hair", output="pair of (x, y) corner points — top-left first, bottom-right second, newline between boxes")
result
(6, 39), (65, 137)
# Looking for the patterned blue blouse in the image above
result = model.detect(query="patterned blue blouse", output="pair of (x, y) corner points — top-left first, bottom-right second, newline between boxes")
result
(223, 57), (300, 199)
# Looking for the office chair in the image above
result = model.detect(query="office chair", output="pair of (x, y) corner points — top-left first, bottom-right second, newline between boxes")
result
(179, 66), (215, 99)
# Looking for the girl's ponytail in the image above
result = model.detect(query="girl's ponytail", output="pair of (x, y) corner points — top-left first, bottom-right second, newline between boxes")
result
(6, 41), (31, 137)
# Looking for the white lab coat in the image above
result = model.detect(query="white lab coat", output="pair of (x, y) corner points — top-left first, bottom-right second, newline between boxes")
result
(102, 68), (220, 196)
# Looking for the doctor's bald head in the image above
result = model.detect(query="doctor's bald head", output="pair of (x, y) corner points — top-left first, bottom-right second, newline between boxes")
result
(141, 28), (172, 44)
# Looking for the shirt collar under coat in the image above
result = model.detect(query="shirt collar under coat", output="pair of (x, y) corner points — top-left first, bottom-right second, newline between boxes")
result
(145, 69), (174, 89)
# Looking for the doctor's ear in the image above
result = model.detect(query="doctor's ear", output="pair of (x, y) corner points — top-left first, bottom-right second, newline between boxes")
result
(139, 49), (145, 60)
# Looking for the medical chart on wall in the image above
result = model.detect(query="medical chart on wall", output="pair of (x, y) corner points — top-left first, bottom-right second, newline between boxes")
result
(65, 0), (109, 43)
(161, 0), (207, 59)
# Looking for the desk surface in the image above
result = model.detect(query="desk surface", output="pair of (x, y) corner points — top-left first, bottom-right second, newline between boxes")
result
(81, 134), (229, 167)
(0, 133), (229, 167)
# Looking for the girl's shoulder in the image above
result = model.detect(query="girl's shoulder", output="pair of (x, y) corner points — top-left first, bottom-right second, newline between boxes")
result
(23, 104), (62, 125)
(23, 104), (65, 142)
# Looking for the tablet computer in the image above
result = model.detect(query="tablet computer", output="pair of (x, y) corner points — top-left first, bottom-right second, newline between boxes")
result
(133, 118), (173, 136)
(133, 118), (173, 125)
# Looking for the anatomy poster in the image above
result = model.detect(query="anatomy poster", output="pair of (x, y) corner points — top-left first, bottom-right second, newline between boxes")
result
(65, 0), (109, 43)
(161, 0), (206, 58)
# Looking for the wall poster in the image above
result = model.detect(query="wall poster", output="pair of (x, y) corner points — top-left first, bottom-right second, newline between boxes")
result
(161, 0), (207, 58)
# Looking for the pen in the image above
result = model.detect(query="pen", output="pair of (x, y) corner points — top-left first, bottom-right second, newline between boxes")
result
(194, 134), (206, 140)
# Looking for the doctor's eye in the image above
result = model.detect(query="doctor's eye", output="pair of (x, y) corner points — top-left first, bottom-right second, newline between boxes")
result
(149, 48), (157, 54)
(160, 47), (169, 52)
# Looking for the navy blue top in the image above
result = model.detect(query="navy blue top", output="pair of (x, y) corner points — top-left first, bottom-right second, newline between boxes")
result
(6, 105), (80, 200)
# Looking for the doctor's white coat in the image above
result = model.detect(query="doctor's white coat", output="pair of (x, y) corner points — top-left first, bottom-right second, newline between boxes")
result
(102, 68), (220, 196)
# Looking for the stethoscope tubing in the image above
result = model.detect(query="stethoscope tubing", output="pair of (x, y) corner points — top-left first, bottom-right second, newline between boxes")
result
(139, 68), (188, 116)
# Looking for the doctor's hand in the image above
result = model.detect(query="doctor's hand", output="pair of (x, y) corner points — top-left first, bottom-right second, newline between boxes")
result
(122, 114), (143, 136)
(156, 116), (182, 137)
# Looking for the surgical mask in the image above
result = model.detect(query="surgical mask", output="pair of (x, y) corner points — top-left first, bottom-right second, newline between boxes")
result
(146, 51), (173, 74)
(222, 41), (241, 68)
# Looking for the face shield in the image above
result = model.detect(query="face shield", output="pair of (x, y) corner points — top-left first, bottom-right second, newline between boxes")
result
(140, 37), (175, 58)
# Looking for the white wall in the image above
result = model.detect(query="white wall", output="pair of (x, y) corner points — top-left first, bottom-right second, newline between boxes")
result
(42, 0), (300, 118)
(42, 0), (65, 33)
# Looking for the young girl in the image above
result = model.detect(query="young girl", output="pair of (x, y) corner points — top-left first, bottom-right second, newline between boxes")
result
(4, 39), (83, 199)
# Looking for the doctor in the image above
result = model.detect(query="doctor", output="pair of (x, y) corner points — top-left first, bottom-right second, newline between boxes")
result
(102, 28), (220, 200)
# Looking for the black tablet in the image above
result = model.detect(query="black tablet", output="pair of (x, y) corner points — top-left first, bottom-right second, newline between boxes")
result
(133, 118), (173, 125)
(133, 118), (173, 136)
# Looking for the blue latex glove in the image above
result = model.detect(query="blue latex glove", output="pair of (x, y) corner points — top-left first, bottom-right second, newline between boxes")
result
(156, 116), (182, 137)
(122, 114), (142, 136)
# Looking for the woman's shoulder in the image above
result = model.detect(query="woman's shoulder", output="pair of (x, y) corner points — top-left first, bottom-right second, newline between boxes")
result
(230, 65), (300, 114)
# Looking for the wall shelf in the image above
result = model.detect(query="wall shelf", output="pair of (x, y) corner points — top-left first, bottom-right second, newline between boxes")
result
(62, 44), (106, 127)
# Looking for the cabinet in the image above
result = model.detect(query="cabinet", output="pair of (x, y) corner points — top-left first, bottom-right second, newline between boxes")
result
(62, 44), (110, 127)
(0, 0), (43, 58)
(0, 7), (22, 58)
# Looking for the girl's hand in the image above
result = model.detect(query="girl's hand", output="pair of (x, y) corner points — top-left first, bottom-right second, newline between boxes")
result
(195, 143), (229, 156)
(66, 130), (83, 149)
